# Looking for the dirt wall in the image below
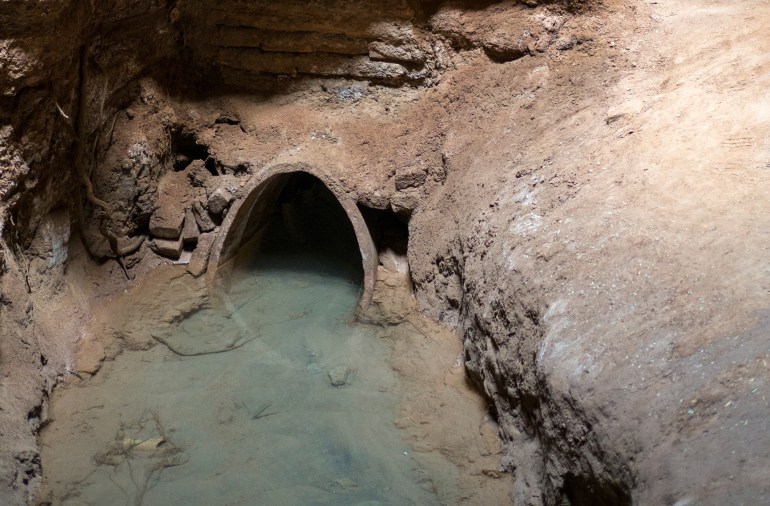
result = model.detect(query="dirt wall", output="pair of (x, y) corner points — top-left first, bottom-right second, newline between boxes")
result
(2, 0), (770, 505)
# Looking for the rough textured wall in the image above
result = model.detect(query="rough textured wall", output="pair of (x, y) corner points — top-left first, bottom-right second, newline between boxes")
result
(180, 0), (432, 85)
(4, 1), (769, 505)
(0, 2), (588, 503)
(177, 0), (568, 87)
(0, 1), (178, 503)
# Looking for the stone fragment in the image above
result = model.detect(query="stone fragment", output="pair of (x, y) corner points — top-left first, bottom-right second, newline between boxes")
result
(481, 37), (528, 63)
(215, 113), (240, 125)
(395, 169), (427, 190)
(379, 248), (409, 274)
(369, 41), (424, 63)
(555, 36), (577, 51)
(149, 210), (184, 240)
(122, 438), (165, 452)
(208, 187), (234, 216)
(174, 250), (193, 265)
(149, 237), (183, 260)
(187, 159), (211, 187)
(390, 189), (419, 216)
(192, 200), (216, 232)
(186, 232), (215, 278)
(181, 209), (199, 247)
(150, 169), (193, 239)
(328, 367), (352, 387)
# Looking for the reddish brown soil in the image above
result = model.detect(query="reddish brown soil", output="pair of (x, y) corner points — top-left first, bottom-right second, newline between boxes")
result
(1, 0), (770, 504)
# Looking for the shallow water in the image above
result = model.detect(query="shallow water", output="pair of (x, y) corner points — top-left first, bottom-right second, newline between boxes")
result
(41, 251), (445, 505)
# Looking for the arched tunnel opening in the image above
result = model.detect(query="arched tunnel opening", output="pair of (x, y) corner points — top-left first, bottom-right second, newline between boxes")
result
(208, 165), (379, 308)
(229, 172), (365, 288)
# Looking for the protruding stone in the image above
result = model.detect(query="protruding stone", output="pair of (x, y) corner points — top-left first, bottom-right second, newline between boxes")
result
(151, 169), (193, 239)
(379, 248), (409, 274)
(208, 187), (234, 217)
(187, 232), (215, 278)
(187, 159), (211, 188)
(328, 366), (352, 387)
(149, 237), (184, 260)
(390, 189), (419, 217)
(182, 209), (199, 247)
(369, 41), (424, 63)
(149, 211), (184, 240)
(76, 338), (105, 376)
(192, 200), (216, 232)
(394, 169), (427, 190)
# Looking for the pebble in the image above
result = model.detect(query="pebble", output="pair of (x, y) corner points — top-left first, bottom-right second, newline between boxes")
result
(328, 366), (352, 387)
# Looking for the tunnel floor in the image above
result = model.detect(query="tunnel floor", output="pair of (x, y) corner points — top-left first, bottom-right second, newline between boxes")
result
(41, 252), (442, 504)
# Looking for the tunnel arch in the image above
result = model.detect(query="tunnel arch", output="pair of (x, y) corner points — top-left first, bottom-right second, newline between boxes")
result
(207, 163), (378, 309)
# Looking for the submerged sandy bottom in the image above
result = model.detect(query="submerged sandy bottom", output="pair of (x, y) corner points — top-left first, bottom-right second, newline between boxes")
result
(40, 253), (509, 505)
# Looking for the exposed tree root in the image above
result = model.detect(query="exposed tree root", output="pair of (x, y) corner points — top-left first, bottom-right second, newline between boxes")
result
(150, 332), (258, 357)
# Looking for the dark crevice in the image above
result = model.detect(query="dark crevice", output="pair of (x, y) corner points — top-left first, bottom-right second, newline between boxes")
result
(169, 126), (210, 172)
(562, 472), (632, 506)
(358, 205), (409, 258)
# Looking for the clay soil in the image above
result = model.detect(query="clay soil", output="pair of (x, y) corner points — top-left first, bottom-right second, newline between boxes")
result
(1, 0), (770, 504)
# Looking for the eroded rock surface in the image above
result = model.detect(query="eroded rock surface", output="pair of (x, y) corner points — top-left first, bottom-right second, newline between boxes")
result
(1, 0), (769, 505)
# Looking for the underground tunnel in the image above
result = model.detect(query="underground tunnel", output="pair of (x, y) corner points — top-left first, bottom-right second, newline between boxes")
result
(4, 1), (769, 504)
(37, 162), (501, 504)
(209, 164), (379, 310)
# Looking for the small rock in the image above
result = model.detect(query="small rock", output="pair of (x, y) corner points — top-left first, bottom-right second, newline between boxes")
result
(192, 200), (216, 232)
(391, 189), (419, 217)
(379, 248), (409, 274)
(181, 209), (199, 247)
(187, 159), (210, 187)
(149, 170), (190, 239)
(215, 113), (240, 125)
(208, 187), (234, 217)
(369, 41), (424, 63)
(149, 211), (184, 240)
(173, 154), (191, 171)
(149, 237), (183, 260)
(555, 36), (577, 51)
(122, 437), (165, 452)
(186, 232), (215, 277)
(394, 169), (427, 190)
(328, 367), (352, 387)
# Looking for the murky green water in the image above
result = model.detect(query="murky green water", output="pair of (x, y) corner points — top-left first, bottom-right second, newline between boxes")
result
(41, 249), (443, 505)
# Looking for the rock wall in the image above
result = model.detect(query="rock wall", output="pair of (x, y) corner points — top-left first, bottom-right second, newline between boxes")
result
(175, 0), (577, 88)
(0, 1), (178, 503)
(0, 1), (628, 503)
(181, 0), (431, 86)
